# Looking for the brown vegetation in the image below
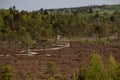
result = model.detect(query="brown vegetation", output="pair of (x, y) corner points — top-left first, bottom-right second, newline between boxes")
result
(0, 40), (120, 80)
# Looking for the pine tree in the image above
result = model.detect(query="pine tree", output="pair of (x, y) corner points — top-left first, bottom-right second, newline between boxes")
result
(0, 65), (13, 80)
(114, 64), (120, 80)
(77, 63), (86, 80)
(45, 62), (61, 80)
(26, 70), (34, 80)
(107, 55), (117, 80)
(48, 77), (55, 80)
(87, 53), (105, 80)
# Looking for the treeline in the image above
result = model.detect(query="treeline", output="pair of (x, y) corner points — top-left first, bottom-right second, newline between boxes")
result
(0, 53), (120, 80)
(0, 5), (120, 46)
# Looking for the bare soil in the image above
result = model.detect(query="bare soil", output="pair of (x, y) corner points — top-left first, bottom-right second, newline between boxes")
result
(0, 40), (120, 80)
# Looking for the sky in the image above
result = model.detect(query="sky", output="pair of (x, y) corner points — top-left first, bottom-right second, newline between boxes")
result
(0, 0), (120, 11)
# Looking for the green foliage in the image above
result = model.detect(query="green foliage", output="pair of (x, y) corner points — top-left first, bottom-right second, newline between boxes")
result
(0, 65), (13, 80)
(77, 63), (86, 80)
(86, 53), (105, 80)
(21, 32), (33, 48)
(48, 77), (55, 80)
(0, 4), (120, 80)
(44, 54), (119, 80)
(45, 61), (61, 80)
(114, 65), (120, 80)
(0, 15), (4, 27)
(0, 4), (120, 46)
(77, 53), (119, 80)
(107, 55), (117, 80)
(71, 71), (78, 80)
(26, 70), (34, 80)
(113, 10), (120, 23)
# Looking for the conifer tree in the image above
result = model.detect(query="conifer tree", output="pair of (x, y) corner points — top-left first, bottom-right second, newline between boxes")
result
(114, 64), (120, 80)
(77, 63), (86, 80)
(87, 53), (105, 80)
(45, 62), (61, 80)
(0, 65), (13, 80)
(107, 55), (117, 80)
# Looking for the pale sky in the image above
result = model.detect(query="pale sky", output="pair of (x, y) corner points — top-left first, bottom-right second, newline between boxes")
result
(0, 0), (120, 11)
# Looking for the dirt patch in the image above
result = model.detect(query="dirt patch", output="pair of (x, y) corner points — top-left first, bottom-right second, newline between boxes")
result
(0, 41), (120, 80)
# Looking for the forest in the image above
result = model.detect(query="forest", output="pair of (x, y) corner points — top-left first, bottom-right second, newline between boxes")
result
(0, 4), (120, 47)
(0, 4), (120, 80)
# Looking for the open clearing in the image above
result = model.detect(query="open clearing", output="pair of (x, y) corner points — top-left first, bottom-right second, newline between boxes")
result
(0, 40), (120, 80)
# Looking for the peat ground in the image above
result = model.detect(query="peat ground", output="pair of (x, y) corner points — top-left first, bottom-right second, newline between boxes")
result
(0, 40), (120, 80)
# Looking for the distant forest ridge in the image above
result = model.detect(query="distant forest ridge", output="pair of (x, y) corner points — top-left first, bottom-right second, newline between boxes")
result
(0, 4), (120, 47)
(38, 4), (120, 13)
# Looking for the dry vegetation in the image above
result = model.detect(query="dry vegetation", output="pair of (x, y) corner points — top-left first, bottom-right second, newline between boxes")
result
(0, 40), (120, 80)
